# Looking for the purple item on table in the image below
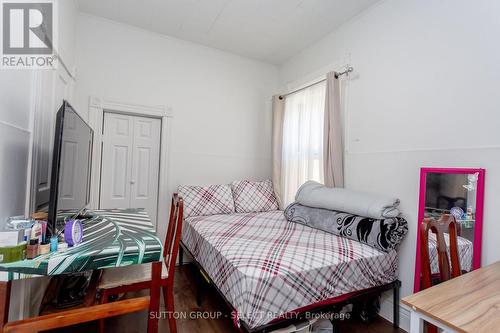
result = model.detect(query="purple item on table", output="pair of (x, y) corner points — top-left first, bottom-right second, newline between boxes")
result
(64, 219), (83, 246)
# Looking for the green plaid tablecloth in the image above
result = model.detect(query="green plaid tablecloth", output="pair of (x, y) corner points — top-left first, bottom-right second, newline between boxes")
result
(0, 209), (162, 281)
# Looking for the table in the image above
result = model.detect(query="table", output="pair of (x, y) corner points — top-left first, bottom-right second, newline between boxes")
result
(402, 261), (500, 333)
(0, 209), (163, 332)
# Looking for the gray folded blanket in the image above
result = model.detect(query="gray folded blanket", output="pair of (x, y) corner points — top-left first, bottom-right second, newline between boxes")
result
(295, 181), (400, 219)
(284, 202), (408, 252)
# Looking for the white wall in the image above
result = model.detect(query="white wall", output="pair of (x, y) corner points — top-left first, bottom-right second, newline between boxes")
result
(0, 72), (33, 224)
(279, 0), (500, 330)
(0, 71), (34, 323)
(0, 0), (79, 320)
(0, 1), (78, 224)
(74, 14), (279, 238)
(57, 0), (78, 73)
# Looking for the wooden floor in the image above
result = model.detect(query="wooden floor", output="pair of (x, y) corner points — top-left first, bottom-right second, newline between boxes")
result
(46, 264), (406, 333)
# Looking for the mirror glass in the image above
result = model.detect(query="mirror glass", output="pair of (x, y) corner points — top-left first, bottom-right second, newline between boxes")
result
(414, 168), (485, 292)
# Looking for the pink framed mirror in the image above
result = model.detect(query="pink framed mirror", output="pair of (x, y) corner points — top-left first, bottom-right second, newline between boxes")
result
(413, 167), (485, 292)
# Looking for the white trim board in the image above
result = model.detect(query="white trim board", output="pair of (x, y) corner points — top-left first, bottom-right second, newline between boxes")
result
(379, 294), (410, 332)
(87, 96), (172, 234)
(0, 120), (31, 134)
(89, 97), (173, 118)
(346, 144), (500, 155)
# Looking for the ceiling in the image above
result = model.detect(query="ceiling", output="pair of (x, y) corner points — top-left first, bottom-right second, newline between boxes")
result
(78, 0), (380, 64)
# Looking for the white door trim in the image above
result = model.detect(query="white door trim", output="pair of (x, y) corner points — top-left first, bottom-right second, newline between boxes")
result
(88, 96), (173, 231)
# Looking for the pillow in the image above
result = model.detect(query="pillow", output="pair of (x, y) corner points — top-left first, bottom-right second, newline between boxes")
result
(231, 180), (279, 213)
(178, 184), (235, 218)
(284, 202), (408, 252)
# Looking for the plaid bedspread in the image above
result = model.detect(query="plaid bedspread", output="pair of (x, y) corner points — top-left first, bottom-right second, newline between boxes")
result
(182, 210), (398, 329)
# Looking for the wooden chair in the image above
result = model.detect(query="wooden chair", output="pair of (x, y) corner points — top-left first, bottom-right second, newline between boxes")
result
(3, 296), (152, 333)
(420, 214), (461, 333)
(2, 270), (162, 333)
(98, 194), (184, 333)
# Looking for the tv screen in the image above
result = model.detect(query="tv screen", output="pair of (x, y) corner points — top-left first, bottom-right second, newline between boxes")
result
(48, 101), (93, 234)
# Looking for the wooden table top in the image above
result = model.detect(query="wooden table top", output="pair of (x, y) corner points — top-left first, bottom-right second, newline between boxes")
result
(402, 261), (500, 333)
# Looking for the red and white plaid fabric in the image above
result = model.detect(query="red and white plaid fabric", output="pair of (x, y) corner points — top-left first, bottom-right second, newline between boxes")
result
(182, 210), (398, 329)
(178, 184), (235, 217)
(231, 180), (279, 213)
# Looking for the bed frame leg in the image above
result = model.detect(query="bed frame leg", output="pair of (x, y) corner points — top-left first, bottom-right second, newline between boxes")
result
(393, 280), (401, 328)
(331, 319), (340, 333)
(178, 246), (184, 266)
(196, 287), (203, 307)
(330, 307), (341, 333)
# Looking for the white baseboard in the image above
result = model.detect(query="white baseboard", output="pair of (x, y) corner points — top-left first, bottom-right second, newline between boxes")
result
(379, 292), (410, 332)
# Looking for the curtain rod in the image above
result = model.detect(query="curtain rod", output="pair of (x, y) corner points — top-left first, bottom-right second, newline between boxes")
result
(278, 66), (353, 100)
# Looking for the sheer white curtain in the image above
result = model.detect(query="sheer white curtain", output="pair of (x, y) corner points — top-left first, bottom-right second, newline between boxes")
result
(281, 81), (326, 206)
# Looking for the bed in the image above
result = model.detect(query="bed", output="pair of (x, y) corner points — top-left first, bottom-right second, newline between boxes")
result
(180, 209), (400, 331)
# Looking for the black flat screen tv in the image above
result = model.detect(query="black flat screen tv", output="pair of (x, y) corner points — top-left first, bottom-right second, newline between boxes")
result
(47, 101), (93, 236)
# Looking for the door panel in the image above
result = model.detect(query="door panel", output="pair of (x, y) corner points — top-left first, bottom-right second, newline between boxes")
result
(111, 145), (129, 199)
(136, 147), (151, 197)
(100, 113), (134, 209)
(130, 116), (161, 224)
(32, 70), (72, 211)
(33, 71), (56, 210)
(100, 113), (161, 226)
(35, 75), (52, 205)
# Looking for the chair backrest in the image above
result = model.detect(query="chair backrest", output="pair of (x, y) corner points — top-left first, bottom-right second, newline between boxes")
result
(420, 214), (461, 290)
(163, 193), (184, 281)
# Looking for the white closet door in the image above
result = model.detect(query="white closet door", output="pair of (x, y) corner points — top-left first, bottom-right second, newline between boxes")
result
(32, 71), (56, 210)
(130, 116), (161, 224)
(100, 113), (161, 225)
(100, 113), (134, 209)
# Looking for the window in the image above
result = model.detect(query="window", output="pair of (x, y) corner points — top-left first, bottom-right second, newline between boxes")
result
(281, 81), (326, 205)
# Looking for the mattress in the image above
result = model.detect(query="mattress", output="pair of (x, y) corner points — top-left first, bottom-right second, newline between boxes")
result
(182, 210), (398, 329)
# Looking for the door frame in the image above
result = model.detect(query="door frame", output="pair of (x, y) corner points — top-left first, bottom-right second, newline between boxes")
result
(88, 96), (173, 231)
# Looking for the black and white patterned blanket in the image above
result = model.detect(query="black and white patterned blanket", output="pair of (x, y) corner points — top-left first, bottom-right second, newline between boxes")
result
(284, 202), (408, 252)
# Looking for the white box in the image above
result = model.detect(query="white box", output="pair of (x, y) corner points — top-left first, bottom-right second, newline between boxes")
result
(0, 230), (24, 247)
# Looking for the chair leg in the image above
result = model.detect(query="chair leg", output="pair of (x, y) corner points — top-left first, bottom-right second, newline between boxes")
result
(0, 281), (12, 333)
(178, 246), (184, 266)
(393, 281), (400, 328)
(99, 290), (109, 333)
(163, 285), (177, 333)
(426, 323), (438, 333)
(148, 262), (162, 333)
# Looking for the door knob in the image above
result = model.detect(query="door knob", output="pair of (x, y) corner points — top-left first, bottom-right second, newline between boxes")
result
(130, 180), (136, 184)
